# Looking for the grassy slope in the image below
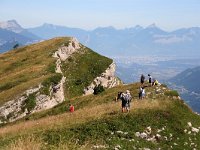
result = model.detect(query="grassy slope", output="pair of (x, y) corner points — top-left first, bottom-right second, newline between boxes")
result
(0, 37), (69, 105)
(61, 46), (112, 98)
(0, 83), (200, 150)
(0, 37), (112, 106)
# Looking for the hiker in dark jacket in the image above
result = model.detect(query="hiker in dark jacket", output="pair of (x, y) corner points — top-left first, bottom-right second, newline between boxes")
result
(140, 74), (145, 85)
(148, 74), (152, 86)
(117, 92), (126, 112)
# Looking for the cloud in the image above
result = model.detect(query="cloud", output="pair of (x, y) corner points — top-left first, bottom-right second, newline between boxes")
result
(154, 35), (192, 44)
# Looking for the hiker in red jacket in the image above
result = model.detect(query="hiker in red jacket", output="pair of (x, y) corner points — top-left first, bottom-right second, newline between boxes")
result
(69, 104), (74, 112)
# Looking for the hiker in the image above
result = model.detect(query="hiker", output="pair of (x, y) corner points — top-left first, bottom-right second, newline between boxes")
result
(152, 79), (160, 86)
(117, 91), (132, 113)
(148, 74), (152, 86)
(121, 92), (127, 113)
(125, 90), (132, 112)
(69, 104), (74, 112)
(139, 86), (143, 99)
(141, 87), (145, 99)
(117, 92), (125, 112)
(140, 74), (145, 85)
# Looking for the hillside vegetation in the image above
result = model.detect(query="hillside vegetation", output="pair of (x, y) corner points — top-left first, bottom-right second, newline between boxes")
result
(0, 83), (200, 150)
(0, 37), (112, 106)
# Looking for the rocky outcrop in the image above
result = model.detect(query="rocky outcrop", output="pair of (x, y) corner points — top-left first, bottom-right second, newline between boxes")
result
(53, 37), (80, 61)
(0, 37), (80, 123)
(33, 76), (66, 112)
(84, 62), (121, 95)
(0, 85), (41, 123)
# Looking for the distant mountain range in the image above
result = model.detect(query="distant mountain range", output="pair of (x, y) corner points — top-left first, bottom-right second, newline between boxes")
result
(0, 20), (40, 53)
(1, 20), (200, 57)
(28, 23), (200, 57)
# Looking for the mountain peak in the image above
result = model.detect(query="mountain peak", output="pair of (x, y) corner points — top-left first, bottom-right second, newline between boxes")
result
(95, 26), (116, 30)
(0, 20), (24, 33)
(43, 23), (53, 26)
(134, 25), (144, 30)
(7, 19), (18, 24)
(42, 23), (58, 29)
(146, 23), (157, 29)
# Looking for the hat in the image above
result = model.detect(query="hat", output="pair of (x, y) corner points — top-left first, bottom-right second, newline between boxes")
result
(126, 90), (130, 94)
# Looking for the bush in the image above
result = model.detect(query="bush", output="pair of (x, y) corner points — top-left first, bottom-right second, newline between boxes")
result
(47, 63), (56, 73)
(42, 73), (62, 87)
(93, 85), (105, 95)
(67, 57), (73, 62)
(64, 42), (70, 47)
(75, 79), (83, 85)
(23, 94), (36, 113)
(41, 73), (63, 95)
(164, 90), (179, 97)
(162, 84), (168, 88)
(13, 43), (19, 49)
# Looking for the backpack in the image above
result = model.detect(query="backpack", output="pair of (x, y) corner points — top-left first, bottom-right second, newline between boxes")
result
(125, 93), (132, 103)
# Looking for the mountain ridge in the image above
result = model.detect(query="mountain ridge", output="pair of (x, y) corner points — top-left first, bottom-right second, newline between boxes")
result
(27, 23), (200, 57)
(0, 37), (120, 123)
(1, 20), (200, 57)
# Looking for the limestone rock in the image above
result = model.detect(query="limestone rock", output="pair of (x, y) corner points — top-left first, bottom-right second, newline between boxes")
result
(84, 62), (121, 95)
(53, 37), (80, 61)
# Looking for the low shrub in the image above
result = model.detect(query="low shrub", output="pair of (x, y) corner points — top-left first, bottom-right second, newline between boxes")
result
(75, 79), (83, 85)
(93, 85), (105, 95)
(164, 90), (179, 97)
(42, 73), (62, 87)
(23, 94), (36, 113)
(40, 73), (63, 95)
(47, 63), (56, 73)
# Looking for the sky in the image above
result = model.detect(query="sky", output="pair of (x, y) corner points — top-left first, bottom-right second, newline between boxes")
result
(0, 0), (200, 31)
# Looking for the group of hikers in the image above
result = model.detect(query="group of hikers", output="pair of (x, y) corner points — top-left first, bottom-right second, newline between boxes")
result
(117, 74), (160, 113)
(69, 74), (160, 113)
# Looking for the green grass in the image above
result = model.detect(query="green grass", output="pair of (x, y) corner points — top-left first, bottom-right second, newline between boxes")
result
(164, 90), (179, 97)
(1, 95), (200, 149)
(1, 83), (200, 150)
(40, 73), (63, 95)
(5, 83), (165, 122)
(62, 46), (112, 98)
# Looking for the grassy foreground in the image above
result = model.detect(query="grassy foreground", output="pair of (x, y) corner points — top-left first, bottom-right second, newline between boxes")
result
(0, 83), (200, 150)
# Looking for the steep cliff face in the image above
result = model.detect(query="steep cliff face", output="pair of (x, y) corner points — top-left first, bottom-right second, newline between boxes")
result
(84, 62), (121, 95)
(0, 37), (120, 123)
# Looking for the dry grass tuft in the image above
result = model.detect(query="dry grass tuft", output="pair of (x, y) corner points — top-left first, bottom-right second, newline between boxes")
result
(5, 135), (42, 150)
